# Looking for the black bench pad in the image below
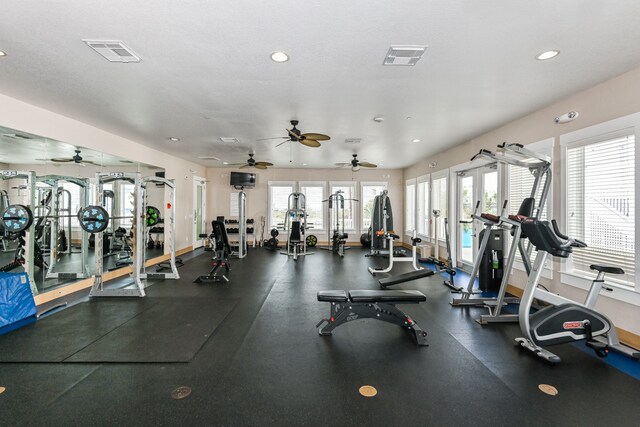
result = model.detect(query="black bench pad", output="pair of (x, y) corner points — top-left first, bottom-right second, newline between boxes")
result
(590, 264), (625, 275)
(317, 290), (348, 302)
(348, 290), (426, 303)
(378, 268), (434, 287)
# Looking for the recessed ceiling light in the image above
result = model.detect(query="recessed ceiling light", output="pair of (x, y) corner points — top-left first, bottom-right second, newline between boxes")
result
(219, 137), (240, 144)
(412, 139), (421, 143)
(302, 163), (308, 166)
(168, 137), (180, 142)
(373, 117), (384, 123)
(0, 51), (6, 57)
(536, 50), (560, 60)
(223, 161), (229, 165)
(271, 51), (289, 62)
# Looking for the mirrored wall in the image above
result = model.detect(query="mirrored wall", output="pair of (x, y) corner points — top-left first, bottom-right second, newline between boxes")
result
(0, 125), (166, 294)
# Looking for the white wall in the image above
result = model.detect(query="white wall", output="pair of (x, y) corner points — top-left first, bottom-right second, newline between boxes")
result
(206, 167), (403, 243)
(404, 65), (640, 336)
(0, 93), (206, 252)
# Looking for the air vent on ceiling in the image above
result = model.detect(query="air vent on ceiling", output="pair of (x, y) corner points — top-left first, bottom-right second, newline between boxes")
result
(219, 137), (240, 144)
(198, 156), (221, 161)
(344, 138), (362, 144)
(82, 40), (141, 63)
(383, 45), (428, 66)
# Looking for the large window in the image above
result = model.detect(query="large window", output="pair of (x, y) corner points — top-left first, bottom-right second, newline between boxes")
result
(330, 182), (356, 231)
(405, 179), (416, 234)
(431, 174), (447, 240)
(566, 133), (635, 284)
(299, 182), (325, 230)
(417, 176), (429, 237)
(361, 182), (387, 231)
(268, 182), (295, 229)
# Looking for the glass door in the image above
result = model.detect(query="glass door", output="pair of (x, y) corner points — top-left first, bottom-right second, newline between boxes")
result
(193, 177), (206, 249)
(457, 166), (500, 271)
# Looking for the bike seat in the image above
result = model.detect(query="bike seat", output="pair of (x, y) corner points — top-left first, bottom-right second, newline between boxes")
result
(589, 264), (625, 275)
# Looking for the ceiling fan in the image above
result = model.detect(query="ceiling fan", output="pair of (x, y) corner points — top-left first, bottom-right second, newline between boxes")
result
(228, 153), (273, 170)
(335, 154), (377, 171)
(258, 120), (330, 148)
(38, 149), (100, 166)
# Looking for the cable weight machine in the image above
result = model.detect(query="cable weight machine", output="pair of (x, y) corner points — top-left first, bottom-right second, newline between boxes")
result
(322, 190), (357, 257)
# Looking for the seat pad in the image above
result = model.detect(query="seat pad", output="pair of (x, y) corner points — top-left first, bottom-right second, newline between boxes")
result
(348, 289), (426, 303)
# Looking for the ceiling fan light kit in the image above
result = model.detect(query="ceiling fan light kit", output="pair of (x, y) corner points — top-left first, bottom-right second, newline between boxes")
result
(335, 154), (378, 171)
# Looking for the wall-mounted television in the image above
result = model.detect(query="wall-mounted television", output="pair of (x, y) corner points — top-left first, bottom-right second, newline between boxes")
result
(230, 171), (256, 188)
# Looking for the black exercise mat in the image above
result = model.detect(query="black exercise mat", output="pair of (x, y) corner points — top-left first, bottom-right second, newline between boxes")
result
(0, 299), (157, 362)
(64, 298), (238, 363)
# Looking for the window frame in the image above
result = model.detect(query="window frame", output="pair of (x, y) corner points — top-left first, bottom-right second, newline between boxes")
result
(268, 181), (296, 230)
(416, 175), (430, 238)
(405, 178), (417, 235)
(560, 113), (640, 305)
(430, 170), (448, 243)
(360, 181), (388, 233)
(298, 181), (326, 232)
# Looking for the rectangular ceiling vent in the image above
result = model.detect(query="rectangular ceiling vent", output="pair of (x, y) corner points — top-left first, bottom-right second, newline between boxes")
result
(82, 40), (141, 63)
(219, 137), (240, 144)
(344, 138), (362, 144)
(383, 45), (428, 66)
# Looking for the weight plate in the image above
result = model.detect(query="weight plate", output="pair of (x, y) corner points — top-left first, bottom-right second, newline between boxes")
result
(270, 228), (279, 237)
(78, 205), (110, 233)
(306, 234), (318, 247)
(0, 204), (34, 233)
(146, 206), (161, 227)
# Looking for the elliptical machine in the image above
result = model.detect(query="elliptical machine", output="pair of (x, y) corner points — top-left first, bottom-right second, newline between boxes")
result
(516, 218), (639, 363)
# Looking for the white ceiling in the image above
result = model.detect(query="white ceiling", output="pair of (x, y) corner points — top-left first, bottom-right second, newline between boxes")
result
(2, 1), (640, 169)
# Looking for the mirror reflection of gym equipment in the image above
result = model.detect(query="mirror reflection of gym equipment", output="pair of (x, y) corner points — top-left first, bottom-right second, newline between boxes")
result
(280, 192), (313, 260)
(322, 190), (357, 257)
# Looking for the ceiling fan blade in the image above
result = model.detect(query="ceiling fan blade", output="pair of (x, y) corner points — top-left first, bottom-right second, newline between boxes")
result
(256, 161), (274, 167)
(275, 139), (292, 148)
(239, 164), (250, 169)
(359, 162), (377, 168)
(300, 139), (321, 148)
(257, 136), (289, 141)
(255, 164), (268, 170)
(302, 133), (330, 141)
(334, 162), (349, 167)
(286, 129), (300, 140)
(83, 160), (101, 166)
(50, 158), (74, 163)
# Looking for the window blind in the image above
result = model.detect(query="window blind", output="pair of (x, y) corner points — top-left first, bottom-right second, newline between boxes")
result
(566, 135), (635, 282)
(405, 181), (416, 233)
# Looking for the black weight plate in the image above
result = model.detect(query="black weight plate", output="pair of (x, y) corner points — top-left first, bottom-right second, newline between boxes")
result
(78, 205), (110, 233)
(306, 234), (318, 247)
(270, 228), (279, 237)
(146, 206), (161, 227)
(1, 204), (34, 233)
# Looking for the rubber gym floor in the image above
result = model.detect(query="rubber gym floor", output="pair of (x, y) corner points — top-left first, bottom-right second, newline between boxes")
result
(1, 247), (639, 426)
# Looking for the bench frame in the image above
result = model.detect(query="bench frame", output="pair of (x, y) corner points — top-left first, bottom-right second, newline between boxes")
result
(316, 293), (428, 346)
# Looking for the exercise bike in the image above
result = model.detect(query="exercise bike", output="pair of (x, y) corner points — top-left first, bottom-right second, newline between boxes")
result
(516, 218), (639, 363)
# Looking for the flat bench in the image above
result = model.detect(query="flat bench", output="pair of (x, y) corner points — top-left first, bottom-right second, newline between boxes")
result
(316, 289), (428, 346)
(378, 268), (435, 288)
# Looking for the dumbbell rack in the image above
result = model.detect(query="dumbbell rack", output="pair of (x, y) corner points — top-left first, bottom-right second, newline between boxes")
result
(224, 218), (255, 249)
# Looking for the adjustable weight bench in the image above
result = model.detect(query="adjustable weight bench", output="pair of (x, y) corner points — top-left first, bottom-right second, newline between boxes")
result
(316, 289), (428, 346)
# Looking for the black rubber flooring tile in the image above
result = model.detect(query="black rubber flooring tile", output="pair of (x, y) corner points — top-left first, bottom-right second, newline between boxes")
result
(0, 298), (157, 362)
(65, 297), (239, 363)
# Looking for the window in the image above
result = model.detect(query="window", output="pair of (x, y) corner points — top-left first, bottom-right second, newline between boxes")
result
(60, 182), (83, 228)
(566, 133), (635, 284)
(330, 182), (356, 231)
(431, 174), (447, 240)
(417, 176), (429, 236)
(405, 179), (416, 234)
(118, 183), (135, 229)
(361, 182), (387, 231)
(268, 182), (295, 229)
(299, 182), (325, 230)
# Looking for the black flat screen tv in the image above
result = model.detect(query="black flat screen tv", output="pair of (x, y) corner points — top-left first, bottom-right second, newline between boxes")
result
(230, 172), (256, 188)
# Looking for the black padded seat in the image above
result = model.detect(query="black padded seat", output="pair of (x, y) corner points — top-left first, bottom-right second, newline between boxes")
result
(317, 290), (348, 302)
(348, 290), (426, 303)
(590, 264), (625, 275)
(378, 268), (434, 287)
(480, 213), (500, 223)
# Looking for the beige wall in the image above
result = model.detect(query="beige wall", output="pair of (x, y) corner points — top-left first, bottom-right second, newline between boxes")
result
(0, 93), (206, 252)
(404, 66), (640, 336)
(206, 167), (403, 243)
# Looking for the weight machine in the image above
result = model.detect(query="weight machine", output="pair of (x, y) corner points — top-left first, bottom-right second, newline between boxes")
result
(368, 231), (423, 275)
(451, 143), (551, 320)
(322, 190), (357, 257)
(0, 170), (37, 293)
(280, 192), (312, 260)
(36, 175), (91, 280)
(139, 175), (180, 280)
(368, 190), (393, 256)
(419, 210), (457, 289)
